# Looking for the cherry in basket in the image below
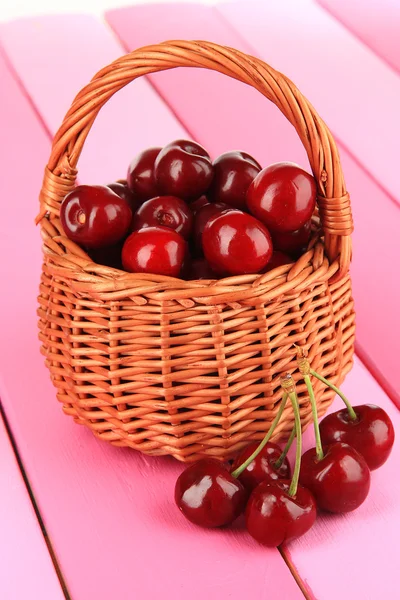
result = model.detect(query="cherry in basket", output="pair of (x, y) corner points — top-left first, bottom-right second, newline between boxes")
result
(131, 196), (193, 239)
(208, 150), (261, 210)
(202, 211), (273, 275)
(127, 147), (161, 201)
(247, 162), (316, 232)
(60, 184), (132, 249)
(122, 226), (186, 277)
(155, 139), (213, 200)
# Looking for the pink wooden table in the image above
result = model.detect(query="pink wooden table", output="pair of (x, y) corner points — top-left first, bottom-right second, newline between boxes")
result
(0, 2), (399, 598)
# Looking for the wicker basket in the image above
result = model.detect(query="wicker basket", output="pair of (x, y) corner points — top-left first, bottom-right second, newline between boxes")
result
(37, 40), (355, 462)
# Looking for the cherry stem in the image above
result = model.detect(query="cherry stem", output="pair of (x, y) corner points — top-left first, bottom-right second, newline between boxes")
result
(231, 392), (288, 479)
(294, 347), (324, 460)
(280, 375), (302, 498)
(274, 426), (296, 469)
(310, 368), (357, 421)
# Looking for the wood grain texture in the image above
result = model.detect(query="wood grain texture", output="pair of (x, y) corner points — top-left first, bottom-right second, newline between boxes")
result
(318, 0), (400, 75)
(217, 0), (400, 208)
(106, 2), (400, 405)
(0, 413), (64, 600)
(0, 17), (302, 600)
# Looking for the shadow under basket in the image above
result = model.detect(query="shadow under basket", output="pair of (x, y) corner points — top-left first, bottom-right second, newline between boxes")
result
(37, 40), (355, 462)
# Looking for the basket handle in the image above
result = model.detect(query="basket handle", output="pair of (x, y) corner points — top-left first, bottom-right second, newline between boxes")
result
(38, 40), (353, 280)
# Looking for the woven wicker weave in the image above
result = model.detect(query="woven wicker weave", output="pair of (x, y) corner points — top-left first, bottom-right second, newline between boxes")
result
(37, 40), (355, 462)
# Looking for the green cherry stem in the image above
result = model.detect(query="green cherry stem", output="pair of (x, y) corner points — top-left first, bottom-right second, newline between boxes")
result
(280, 374), (302, 498)
(310, 368), (357, 421)
(231, 392), (288, 479)
(295, 348), (324, 460)
(274, 426), (296, 469)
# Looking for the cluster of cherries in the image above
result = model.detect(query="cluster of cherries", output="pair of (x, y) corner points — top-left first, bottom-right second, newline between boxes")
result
(175, 348), (395, 547)
(60, 139), (317, 278)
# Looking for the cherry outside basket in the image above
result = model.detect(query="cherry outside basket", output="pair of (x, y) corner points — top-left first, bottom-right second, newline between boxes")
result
(37, 40), (355, 462)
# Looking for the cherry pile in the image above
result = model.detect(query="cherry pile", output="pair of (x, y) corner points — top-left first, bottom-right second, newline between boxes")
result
(174, 348), (395, 547)
(60, 140), (317, 278)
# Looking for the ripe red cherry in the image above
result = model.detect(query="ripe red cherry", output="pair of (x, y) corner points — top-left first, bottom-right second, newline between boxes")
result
(127, 147), (161, 201)
(61, 185), (132, 249)
(175, 459), (247, 528)
(107, 181), (139, 212)
(131, 196), (193, 239)
(319, 405), (395, 471)
(203, 211), (273, 275)
(188, 258), (217, 280)
(299, 442), (371, 513)
(247, 162), (317, 232)
(193, 202), (231, 255)
(232, 442), (291, 493)
(208, 151), (261, 210)
(245, 480), (317, 547)
(190, 195), (209, 215)
(262, 251), (293, 273)
(122, 226), (186, 277)
(271, 220), (312, 257)
(155, 139), (213, 200)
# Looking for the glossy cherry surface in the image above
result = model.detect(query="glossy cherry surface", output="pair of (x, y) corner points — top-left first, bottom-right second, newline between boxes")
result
(131, 195), (193, 239)
(232, 442), (291, 493)
(107, 181), (139, 212)
(208, 151), (261, 210)
(319, 404), (395, 471)
(245, 480), (317, 547)
(175, 459), (247, 528)
(262, 251), (293, 273)
(247, 162), (317, 232)
(122, 226), (186, 277)
(60, 185), (132, 249)
(202, 211), (273, 275)
(188, 258), (217, 280)
(271, 220), (312, 257)
(299, 442), (370, 513)
(127, 147), (161, 201)
(155, 139), (213, 200)
(193, 202), (231, 255)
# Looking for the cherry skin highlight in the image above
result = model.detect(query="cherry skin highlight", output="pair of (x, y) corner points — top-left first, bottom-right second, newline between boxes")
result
(247, 162), (316, 232)
(175, 459), (247, 528)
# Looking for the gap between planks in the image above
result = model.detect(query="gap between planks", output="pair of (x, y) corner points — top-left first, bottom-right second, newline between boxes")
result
(0, 403), (72, 600)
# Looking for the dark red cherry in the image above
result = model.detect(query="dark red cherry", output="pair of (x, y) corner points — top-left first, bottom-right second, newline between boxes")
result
(175, 458), (247, 528)
(190, 195), (209, 215)
(319, 404), (395, 471)
(127, 147), (161, 201)
(271, 220), (312, 257)
(247, 162), (317, 232)
(122, 226), (186, 277)
(262, 251), (293, 273)
(202, 211), (273, 275)
(188, 258), (217, 280)
(299, 442), (370, 513)
(131, 196), (193, 239)
(60, 185), (132, 249)
(155, 139), (213, 200)
(245, 480), (317, 547)
(193, 202), (231, 255)
(107, 181), (139, 212)
(232, 442), (291, 493)
(208, 151), (261, 210)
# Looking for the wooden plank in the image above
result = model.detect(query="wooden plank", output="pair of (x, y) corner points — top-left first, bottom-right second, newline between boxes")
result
(105, 3), (400, 405)
(217, 0), (400, 208)
(318, 0), (400, 76)
(0, 17), (301, 600)
(0, 14), (187, 183)
(0, 413), (65, 600)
